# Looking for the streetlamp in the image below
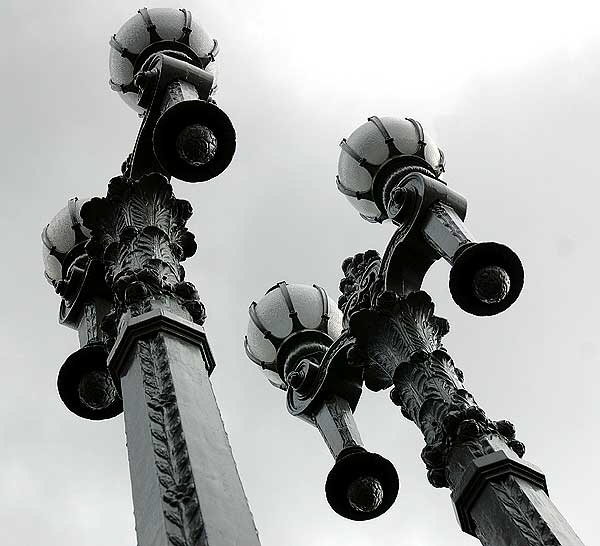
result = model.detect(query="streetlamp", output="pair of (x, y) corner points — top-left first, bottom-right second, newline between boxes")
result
(245, 282), (399, 521)
(42, 8), (259, 546)
(245, 116), (585, 545)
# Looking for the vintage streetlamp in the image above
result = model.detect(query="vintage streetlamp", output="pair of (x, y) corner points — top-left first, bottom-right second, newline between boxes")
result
(42, 8), (259, 546)
(245, 116), (585, 545)
(245, 282), (399, 520)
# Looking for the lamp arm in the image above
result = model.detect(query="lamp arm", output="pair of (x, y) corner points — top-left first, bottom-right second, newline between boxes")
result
(127, 52), (215, 180)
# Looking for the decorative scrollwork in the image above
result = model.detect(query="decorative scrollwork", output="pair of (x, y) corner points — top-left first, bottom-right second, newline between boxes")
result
(338, 250), (384, 327)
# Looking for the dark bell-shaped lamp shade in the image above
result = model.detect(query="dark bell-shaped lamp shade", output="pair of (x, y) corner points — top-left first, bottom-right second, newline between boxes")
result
(326, 447), (399, 521)
(449, 242), (524, 316)
(153, 100), (236, 182)
(57, 343), (123, 420)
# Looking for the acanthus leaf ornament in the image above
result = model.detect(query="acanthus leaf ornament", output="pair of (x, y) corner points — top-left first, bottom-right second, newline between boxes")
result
(139, 333), (205, 546)
(334, 236), (582, 544)
(338, 251), (526, 490)
(80, 172), (205, 343)
(484, 477), (561, 546)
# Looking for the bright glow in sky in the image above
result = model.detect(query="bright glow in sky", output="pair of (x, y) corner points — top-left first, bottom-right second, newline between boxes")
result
(208, 0), (600, 108)
(1, 1), (599, 545)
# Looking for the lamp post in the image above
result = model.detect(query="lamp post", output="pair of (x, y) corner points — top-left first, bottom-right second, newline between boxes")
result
(245, 116), (585, 545)
(42, 8), (259, 546)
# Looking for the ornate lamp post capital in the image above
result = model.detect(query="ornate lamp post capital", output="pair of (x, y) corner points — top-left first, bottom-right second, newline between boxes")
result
(80, 172), (204, 340)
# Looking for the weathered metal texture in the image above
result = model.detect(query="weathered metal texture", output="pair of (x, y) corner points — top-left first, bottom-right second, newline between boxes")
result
(109, 309), (261, 546)
(470, 475), (584, 546)
(80, 172), (205, 346)
(421, 201), (473, 262)
(339, 250), (585, 545)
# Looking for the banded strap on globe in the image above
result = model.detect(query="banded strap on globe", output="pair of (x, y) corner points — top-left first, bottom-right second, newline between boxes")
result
(245, 282), (339, 389)
(245, 284), (399, 521)
(337, 116), (445, 223)
(109, 7), (219, 113)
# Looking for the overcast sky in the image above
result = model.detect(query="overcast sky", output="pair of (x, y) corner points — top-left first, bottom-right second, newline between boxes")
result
(1, 1), (598, 545)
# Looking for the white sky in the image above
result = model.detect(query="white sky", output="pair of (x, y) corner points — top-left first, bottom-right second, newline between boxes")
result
(1, 1), (599, 545)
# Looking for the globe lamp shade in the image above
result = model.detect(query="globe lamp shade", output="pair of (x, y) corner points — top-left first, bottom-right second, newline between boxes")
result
(109, 7), (218, 113)
(336, 116), (445, 223)
(245, 282), (342, 389)
(42, 198), (90, 287)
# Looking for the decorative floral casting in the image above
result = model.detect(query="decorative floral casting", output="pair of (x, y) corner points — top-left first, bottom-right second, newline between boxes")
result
(139, 334), (205, 546)
(482, 477), (561, 546)
(338, 249), (384, 328)
(80, 173), (206, 341)
(338, 252), (525, 489)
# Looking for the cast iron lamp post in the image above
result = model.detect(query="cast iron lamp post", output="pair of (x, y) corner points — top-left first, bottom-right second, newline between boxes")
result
(42, 8), (259, 546)
(245, 116), (585, 545)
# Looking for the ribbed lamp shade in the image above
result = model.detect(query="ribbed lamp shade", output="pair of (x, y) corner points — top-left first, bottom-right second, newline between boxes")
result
(336, 116), (445, 223)
(109, 7), (218, 113)
(245, 282), (342, 389)
(42, 198), (90, 287)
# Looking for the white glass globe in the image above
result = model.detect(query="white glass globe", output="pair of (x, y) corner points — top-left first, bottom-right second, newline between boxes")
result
(109, 8), (217, 113)
(42, 198), (90, 286)
(337, 116), (445, 222)
(245, 282), (342, 389)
